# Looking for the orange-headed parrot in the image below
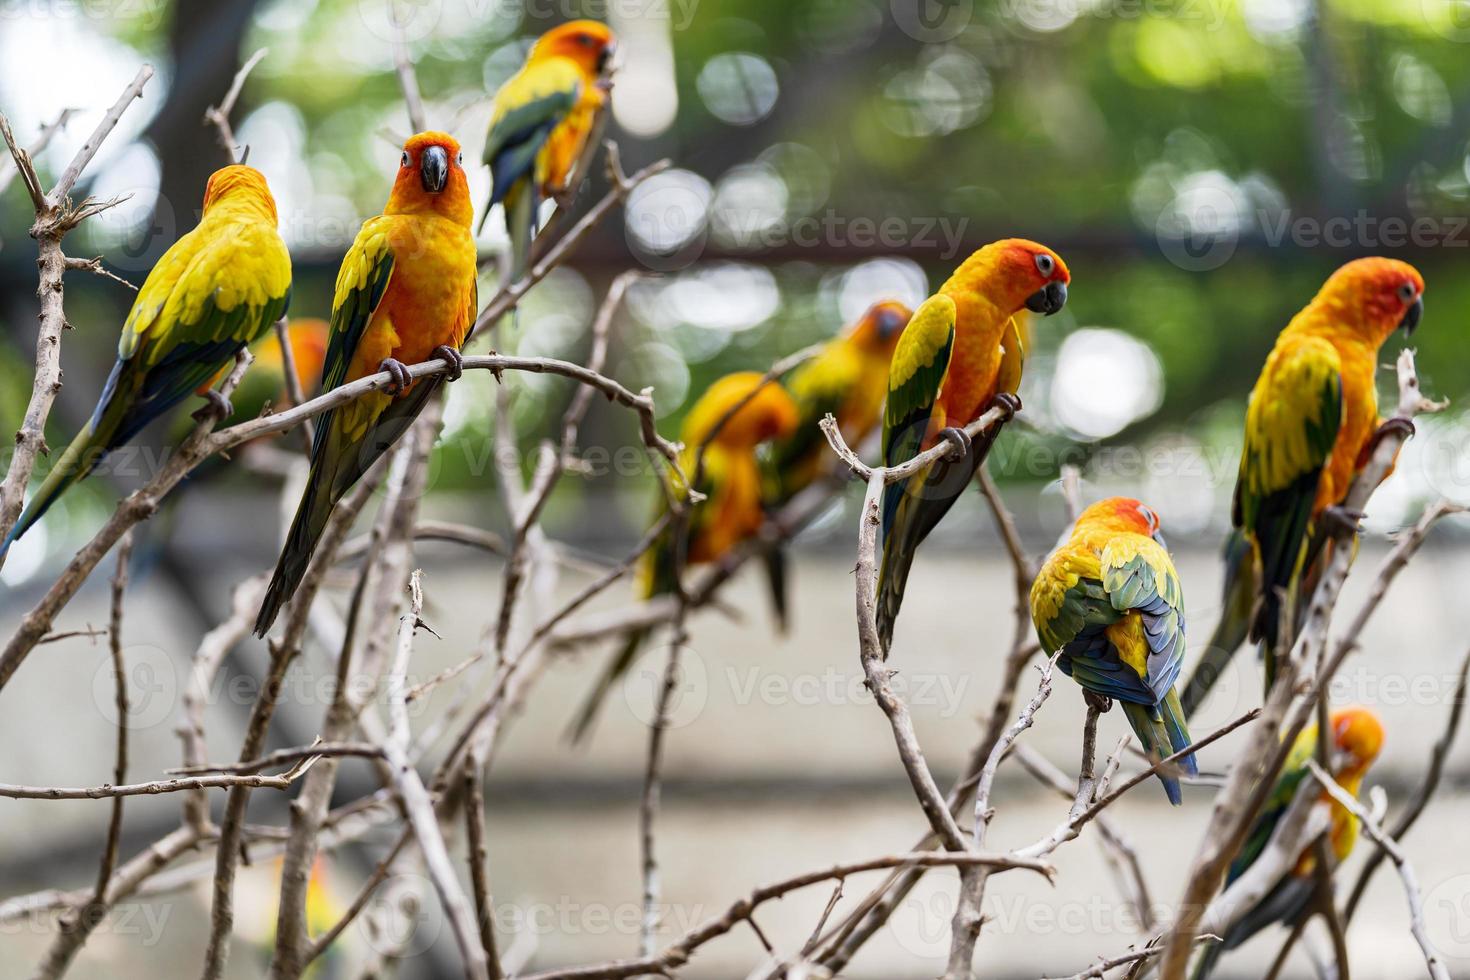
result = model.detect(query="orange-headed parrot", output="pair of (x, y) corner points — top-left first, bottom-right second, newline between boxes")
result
(1181, 258), (1424, 713)
(1190, 705), (1384, 979)
(1, 165), (291, 559)
(876, 240), (1069, 653)
(480, 19), (615, 278)
(1031, 497), (1197, 805)
(254, 133), (478, 636)
(570, 372), (799, 740)
(760, 300), (911, 631)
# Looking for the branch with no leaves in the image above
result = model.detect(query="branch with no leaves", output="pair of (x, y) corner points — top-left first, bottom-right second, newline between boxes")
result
(202, 47), (267, 161)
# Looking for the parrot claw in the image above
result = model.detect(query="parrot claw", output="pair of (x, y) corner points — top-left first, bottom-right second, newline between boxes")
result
(1371, 417), (1416, 447)
(191, 389), (233, 423)
(938, 426), (971, 460)
(988, 391), (1023, 422)
(1083, 690), (1113, 713)
(377, 358), (412, 396)
(1322, 505), (1367, 538)
(431, 345), (464, 382)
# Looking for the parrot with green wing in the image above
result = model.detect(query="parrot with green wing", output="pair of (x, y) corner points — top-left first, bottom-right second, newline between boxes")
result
(1190, 705), (1384, 979)
(1031, 497), (1197, 805)
(480, 20), (615, 279)
(254, 132), (478, 636)
(877, 239), (1069, 654)
(569, 372), (799, 741)
(1180, 258), (1424, 714)
(0, 165), (290, 560)
(760, 300), (911, 631)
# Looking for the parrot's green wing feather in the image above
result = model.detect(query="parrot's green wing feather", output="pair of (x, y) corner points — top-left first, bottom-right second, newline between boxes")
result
(483, 62), (583, 206)
(880, 295), (956, 533)
(1234, 336), (1342, 649)
(1227, 726), (1318, 884)
(319, 225), (396, 407)
(765, 350), (856, 502)
(1100, 535), (1187, 700)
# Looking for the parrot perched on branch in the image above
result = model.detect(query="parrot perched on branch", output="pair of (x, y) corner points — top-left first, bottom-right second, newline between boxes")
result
(1030, 497), (1197, 805)
(192, 317), (329, 430)
(760, 300), (911, 631)
(0, 165), (291, 559)
(1180, 258), (1424, 714)
(569, 372), (799, 741)
(254, 132), (478, 636)
(480, 19), (616, 279)
(1189, 705), (1384, 979)
(876, 239), (1069, 654)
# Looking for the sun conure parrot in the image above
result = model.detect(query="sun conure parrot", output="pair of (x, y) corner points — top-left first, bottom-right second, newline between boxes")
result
(0, 165), (291, 560)
(254, 133), (477, 636)
(1180, 258), (1424, 714)
(480, 19), (616, 279)
(1030, 497), (1197, 805)
(760, 300), (911, 631)
(569, 372), (799, 741)
(190, 317), (329, 433)
(1190, 705), (1384, 980)
(876, 239), (1069, 654)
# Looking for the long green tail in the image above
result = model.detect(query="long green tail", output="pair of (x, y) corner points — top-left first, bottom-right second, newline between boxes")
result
(1180, 529), (1256, 716)
(253, 453), (339, 636)
(1120, 688), (1196, 806)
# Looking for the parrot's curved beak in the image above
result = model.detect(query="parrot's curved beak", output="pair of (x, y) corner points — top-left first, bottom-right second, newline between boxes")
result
(1399, 295), (1423, 335)
(1024, 281), (1067, 316)
(420, 145), (449, 194)
(597, 41), (616, 74)
(876, 308), (907, 339)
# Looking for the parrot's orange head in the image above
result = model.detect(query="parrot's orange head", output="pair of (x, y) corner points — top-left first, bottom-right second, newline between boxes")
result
(1077, 497), (1166, 546)
(684, 372), (800, 450)
(1323, 257), (1424, 342)
(1330, 705), (1385, 772)
(955, 239), (1070, 318)
(849, 300), (913, 357)
(532, 20), (616, 78)
(388, 132), (473, 226)
(202, 165), (277, 222)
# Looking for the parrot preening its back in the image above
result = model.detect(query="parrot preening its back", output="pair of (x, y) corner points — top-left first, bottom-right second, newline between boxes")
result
(760, 300), (911, 631)
(569, 372), (799, 741)
(480, 19), (615, 280)
(1190, 705), (1384, 980)
(0, 165), (291, 561)
(1180, 258), (1424, 714)
(1031, 497), (1198, 805)
(876, 239), (1070, 654)
(254, 133), (478, 636)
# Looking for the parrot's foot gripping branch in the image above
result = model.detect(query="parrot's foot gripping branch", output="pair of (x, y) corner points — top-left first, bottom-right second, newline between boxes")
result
(989, 391), (1022, 422)
(192, 389), (234, 423)
(377, 357), (413, 396)
(1369, 416), (1416, 453)
(938, 426), (972, 459)
(1083, 690), (1113, 713)
(1321, 504), (1367, 539)
(431, 345), (464, 382)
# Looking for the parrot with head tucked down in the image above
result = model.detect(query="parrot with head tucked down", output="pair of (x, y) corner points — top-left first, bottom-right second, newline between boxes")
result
(876, 239), (1070, 654)
(0, 165), (291, 561)
(1190, 705), (1384, 980)
(1031, 497), (1198, 805)
(569, 372), (799, 741)
(1180, 258), (1424, 715)
(759, 300), (912, 631)
(254, 133), (478, 636)
(480, 20), (616, 279)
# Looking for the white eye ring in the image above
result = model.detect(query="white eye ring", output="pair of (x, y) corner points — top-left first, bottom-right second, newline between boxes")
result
(1034, 253), (1054, 276)
(457, 151), (464, 165)
(1398, 282), (1417, 302)
(401, 151), (410, 167)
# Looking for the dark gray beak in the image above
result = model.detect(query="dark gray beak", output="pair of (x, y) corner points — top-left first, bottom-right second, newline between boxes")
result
(1152, 529), (1168, 550)
(1024, 281), (1067, 316)
(597, 42), (615, 74)
(1400, 295), (1422, 335)
(420, 145), (449, 193)
(877, 308), (907, 339)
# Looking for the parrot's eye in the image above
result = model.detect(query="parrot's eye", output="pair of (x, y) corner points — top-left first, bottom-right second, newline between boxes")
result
(401, 151), (410, 168)
(1034, 253), (1055, 276)
(1397, 282), (1417, 303)
(577, 32), (593, 45)
(456, 151), (463, 165)
(1137, 504), (1156, 527)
